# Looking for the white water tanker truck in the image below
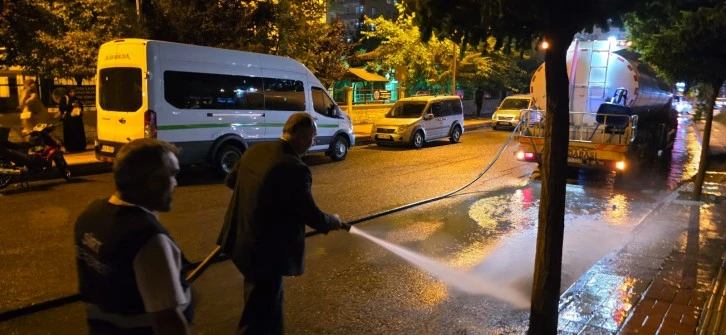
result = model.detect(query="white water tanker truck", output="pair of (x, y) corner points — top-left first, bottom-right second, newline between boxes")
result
(515, 39), (678, 177)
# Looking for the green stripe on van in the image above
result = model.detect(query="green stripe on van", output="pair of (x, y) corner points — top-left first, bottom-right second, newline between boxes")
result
(157, 122), (340, 131)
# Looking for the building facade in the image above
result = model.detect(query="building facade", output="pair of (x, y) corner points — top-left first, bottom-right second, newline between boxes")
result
(327, 0), (398, 40)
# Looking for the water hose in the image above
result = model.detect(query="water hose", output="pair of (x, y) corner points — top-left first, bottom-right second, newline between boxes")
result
(186, 122), (521, 283)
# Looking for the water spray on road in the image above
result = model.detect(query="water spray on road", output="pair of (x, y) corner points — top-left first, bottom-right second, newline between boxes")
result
(348, 225), (531, 309)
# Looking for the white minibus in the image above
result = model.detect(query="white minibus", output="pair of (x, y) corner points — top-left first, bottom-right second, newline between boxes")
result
(95, 39), (354, 174)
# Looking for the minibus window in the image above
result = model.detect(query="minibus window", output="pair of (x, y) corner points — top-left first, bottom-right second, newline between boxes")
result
(263, 78), (305, 111)
(99, 68), (142, 112)
(312, 87), (341, 118)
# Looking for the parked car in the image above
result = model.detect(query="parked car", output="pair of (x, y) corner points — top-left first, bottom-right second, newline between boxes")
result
(492, 95), (534, 130)
(371, 95), (464, 148)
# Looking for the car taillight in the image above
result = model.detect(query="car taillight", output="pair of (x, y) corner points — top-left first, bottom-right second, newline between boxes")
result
(144, 110), (157, 138)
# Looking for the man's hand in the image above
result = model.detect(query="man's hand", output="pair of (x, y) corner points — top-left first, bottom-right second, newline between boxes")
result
(330, 214), (351, 231)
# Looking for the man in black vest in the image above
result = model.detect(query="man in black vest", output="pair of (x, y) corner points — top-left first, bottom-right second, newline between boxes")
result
(218, 112), (348, 334)
(74, 138), (191, 335)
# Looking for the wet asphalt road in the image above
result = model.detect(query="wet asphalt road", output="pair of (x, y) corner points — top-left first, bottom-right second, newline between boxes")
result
(0, 128), (526, 313)
(0, 119), (702, 334)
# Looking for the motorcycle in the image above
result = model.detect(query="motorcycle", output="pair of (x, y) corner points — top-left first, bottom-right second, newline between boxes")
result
(0, 123), (71, 190)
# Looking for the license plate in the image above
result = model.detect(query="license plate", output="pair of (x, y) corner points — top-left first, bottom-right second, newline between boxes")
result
(376, 135), (391, 140)
(499, 122), (511, 126)
(568, 149), (596, 160)
(101, 145), (115, 153)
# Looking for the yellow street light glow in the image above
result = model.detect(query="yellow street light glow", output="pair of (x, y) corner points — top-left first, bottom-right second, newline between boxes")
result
(541, 41), (549, 50)
(615, 161), (626, 170)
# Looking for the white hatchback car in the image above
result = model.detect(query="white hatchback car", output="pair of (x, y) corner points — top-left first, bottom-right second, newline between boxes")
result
(372, 95), (464, 148)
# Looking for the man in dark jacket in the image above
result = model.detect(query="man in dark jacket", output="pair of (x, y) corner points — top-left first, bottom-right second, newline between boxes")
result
(219, 112), (347, 335)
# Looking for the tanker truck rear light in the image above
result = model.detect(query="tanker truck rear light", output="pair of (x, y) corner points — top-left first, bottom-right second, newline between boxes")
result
(516, 151), (536, 161)
(615, 160), (626, 171)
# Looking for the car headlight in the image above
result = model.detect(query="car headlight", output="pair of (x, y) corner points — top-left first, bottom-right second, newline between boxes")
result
(397, 125), (408, 133)
(492, 113), (498, 120)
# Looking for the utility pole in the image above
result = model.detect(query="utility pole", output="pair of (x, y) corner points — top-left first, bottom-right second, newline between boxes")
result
(451, 42), (457, 95)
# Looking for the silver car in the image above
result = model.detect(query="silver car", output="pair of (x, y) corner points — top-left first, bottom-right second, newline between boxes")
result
(371, 95), (464, 149)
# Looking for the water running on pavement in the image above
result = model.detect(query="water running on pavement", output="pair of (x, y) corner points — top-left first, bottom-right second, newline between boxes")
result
(348, 226), (531, 309)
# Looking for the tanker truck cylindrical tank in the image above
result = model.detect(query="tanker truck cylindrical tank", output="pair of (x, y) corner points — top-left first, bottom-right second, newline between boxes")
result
(529, 40), (671, 114)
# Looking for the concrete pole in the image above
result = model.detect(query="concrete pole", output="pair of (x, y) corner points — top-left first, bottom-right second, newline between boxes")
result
(397, 85), (406, 101)
(451, 42), (457, 95)
(344, 86), (354, 123)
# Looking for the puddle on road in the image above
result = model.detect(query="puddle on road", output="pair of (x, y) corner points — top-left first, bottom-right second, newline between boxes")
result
(348, 225), (531, 309)
(464, 182), (647, 294)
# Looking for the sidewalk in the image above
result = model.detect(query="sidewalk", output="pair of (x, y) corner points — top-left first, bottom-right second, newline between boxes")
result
(555, 116), (726, 334)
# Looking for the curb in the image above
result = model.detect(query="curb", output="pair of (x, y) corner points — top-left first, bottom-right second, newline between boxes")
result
(68, 161), (112, 176)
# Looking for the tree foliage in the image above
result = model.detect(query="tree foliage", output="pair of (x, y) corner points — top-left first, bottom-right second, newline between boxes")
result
(145, 0), (353, 87)
(626, 1), (726, 198)
(39, 0), (142, 80)
(361, 10), (460, 93)
(361, 7), (527, 96)
(1, 0), (140, 80)
(625, 1), (726, 88)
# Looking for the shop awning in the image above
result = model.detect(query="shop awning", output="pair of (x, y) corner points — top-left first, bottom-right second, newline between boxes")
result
(341, 68), (389, 82)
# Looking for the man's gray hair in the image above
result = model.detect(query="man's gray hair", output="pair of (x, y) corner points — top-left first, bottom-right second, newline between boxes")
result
(282, 112), (315, 135)
(113, 139), (180, 194)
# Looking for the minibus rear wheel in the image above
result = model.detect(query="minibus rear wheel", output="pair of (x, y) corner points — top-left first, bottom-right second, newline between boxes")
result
(215, 145), (243, 176)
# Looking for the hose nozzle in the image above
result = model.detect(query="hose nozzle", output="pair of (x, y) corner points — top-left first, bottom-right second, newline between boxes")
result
(341, 222), (352, 231)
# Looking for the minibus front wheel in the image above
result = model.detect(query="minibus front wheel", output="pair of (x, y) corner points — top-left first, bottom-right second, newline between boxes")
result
(327, 135), (349, 161)
(214, 144), (243, 176)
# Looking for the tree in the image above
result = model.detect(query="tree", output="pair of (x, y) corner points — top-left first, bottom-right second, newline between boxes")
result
(145, 0), (353, 88)
(144, 0), (277, 52)
(1, 0), (140, 83)
(403, 0), (635, 333)
(625, 1), (726, 199)
(361, 7), (526, 97)
(361, 9), (463, 94)
(0, 0), (54, 70)
(36, 0), (142, 82)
